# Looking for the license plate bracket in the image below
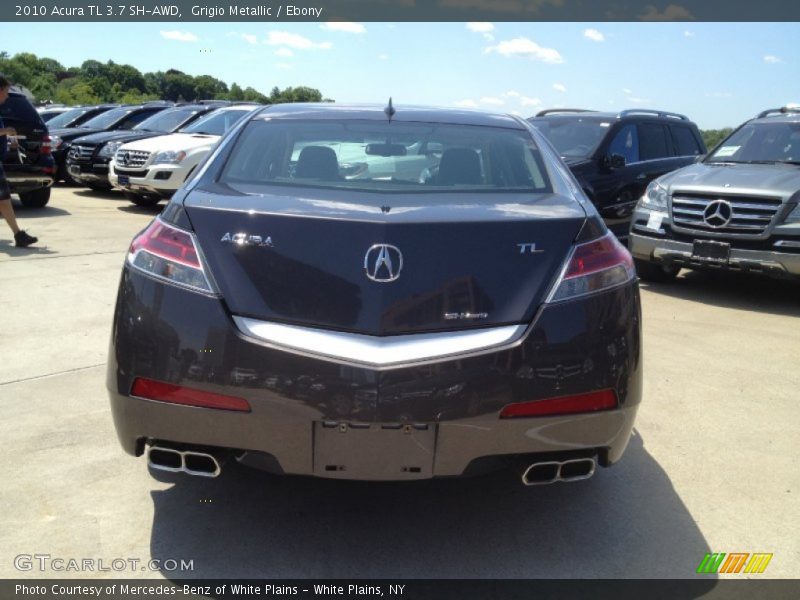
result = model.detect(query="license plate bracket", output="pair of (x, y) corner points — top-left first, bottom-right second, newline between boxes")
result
(692, 240), (730, 263)
(313, 422), (436, 480)
(118, 175), (130, 186)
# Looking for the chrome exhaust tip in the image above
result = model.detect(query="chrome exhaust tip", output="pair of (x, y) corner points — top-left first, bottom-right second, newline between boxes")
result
(520, 456), (597, 486)
(147, 445), (222, 478)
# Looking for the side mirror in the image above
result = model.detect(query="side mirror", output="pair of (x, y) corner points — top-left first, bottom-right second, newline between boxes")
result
(609, 153), (626, 169)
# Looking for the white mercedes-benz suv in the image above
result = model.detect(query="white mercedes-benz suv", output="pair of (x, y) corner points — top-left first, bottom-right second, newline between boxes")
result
(109, 105), (258, 206)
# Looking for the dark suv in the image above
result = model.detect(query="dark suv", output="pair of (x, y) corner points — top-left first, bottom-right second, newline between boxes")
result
(1, 89), (55, 208)
(67, 102), (229, 191)
(528, 109), (706, 241)
(629, 106), (800, 281)
(50, 102), (173, 183)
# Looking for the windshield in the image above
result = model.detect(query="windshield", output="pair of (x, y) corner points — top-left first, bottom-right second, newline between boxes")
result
(181, 109), (250, 135)
(80, 107), (132, 129)
(708, 122), (800, 164)
(530, 117), (610, 158)
(134, 107), (201, 133)
(41, 107), (90, 129)
(219, 119), (552, 194)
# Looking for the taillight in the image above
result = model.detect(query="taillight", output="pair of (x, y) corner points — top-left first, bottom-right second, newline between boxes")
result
(500, 389), (617, 418)
(131, 378), (250, 412)
(40, 136), (52, 155)
(547, 232), (634, 302)
(127, 217), (216, 294)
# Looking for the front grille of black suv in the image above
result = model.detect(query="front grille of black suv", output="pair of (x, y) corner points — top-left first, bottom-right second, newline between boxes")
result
(68, 145), (95, 163)
(670, 193), (782, 236)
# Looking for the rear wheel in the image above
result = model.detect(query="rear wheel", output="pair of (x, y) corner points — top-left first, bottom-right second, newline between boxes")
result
(125, 191), (161, 207)
(18, 187), (51, 208)
(634, 258), (680, 282)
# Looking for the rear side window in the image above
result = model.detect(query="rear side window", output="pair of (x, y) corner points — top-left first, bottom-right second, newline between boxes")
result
(638, 123), (672, 160)
(0, 95), (44, 125)
(219, 120), (552, 194)
(670, 125), (703, 156)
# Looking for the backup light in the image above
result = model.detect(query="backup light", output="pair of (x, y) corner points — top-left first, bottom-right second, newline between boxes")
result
(548, 232), (635, 302)
(127, 217), (216, 294)
(131, 378), (251, 412)
(500, 389), (617, 418)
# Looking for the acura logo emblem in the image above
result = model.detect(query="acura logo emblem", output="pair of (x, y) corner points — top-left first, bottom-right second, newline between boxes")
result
(703, 200), (733, 228)
(364, 244), (403, 282)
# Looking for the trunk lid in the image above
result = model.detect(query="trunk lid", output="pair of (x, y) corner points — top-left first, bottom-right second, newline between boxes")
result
(185, 185), (586, 335)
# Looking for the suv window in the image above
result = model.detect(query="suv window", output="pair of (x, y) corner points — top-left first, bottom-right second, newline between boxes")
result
(118, 109), (162, 130)
(609, 124), (639, 163)
(638, 123), (672, 161)
(181, 108), (251, 136)
(708, 121), (800, 163)
(670, 125), (702, 156)
(0, 94), (44, 125)
(529, 118), (610, 158)
(135, 107), (201, 133)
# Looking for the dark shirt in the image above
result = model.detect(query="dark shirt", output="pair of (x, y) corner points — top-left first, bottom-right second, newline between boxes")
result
(0, 116), (7, 160)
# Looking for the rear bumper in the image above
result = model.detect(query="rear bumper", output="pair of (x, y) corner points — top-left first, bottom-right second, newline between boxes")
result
(107, 268), (643, 480)
(630, 232), (800, 278)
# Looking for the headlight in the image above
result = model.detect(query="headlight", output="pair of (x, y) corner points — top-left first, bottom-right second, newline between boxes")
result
(50, 135), (62, 149)
(639, 181), (669, 211)
(152, 150), (186, 165)
(98, 141), (122, 158)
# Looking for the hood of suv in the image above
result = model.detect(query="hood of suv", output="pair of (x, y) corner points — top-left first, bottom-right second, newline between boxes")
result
(119, 132), (220, 154)
(660, 162), (800, 199)
(71, 130), (165, 147)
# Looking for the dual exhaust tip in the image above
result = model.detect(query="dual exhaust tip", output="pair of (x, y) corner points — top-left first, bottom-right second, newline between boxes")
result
(147, 445), (222, 478)
(520, 457), (596, 486)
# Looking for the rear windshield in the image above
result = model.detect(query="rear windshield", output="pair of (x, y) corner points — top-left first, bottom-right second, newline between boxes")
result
(80, 107), (133, 129)
(134, 107), (202, 133)
(0, 94), (43, 125)
(219, 120), (552, 193)
(181, 108), (251, 136)
(708, 121), (800, 164)
(529, 117), (610, 158)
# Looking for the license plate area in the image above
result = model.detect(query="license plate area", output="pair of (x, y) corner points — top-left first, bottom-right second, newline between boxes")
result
(118, 175), (130, 186)
(313, 422), (436, 480)
(692, 240), (730, 262)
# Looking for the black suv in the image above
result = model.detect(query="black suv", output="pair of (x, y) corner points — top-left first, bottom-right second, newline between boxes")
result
(1, 89), (55, 208)
(629, 106), (800, 282)
(50, 102), (173, 183)
(67, 102), (230, 191)
(528, 109), (706, 241)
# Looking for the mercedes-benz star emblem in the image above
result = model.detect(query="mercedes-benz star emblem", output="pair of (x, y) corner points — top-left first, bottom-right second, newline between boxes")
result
(364, 244), (403, 282)
(119, 152), (130, 167)
(703, 200), (733, 228)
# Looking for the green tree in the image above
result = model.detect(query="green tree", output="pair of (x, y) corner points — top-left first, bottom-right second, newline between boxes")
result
(228, 83), (244, 102)
(701, 128), (734, 152)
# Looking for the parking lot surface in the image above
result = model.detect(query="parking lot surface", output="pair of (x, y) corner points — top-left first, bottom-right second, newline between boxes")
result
(1, 186), (798, 579)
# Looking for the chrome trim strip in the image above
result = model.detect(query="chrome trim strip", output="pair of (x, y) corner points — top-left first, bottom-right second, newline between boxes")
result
(233, 316), (528, 369)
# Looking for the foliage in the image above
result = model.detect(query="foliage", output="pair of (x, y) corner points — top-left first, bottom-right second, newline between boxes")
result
(700, 128), (734, 152)
(0, 51), (329, 107)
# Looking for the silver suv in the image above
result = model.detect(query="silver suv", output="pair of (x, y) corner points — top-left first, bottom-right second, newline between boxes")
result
(629, 106), (800, 281)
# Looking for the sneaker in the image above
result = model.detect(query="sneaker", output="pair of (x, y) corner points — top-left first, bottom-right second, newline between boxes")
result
(14, 230), (38, 247)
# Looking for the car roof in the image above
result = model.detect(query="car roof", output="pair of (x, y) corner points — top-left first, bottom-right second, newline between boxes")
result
(529, 109), (694, 123)
(255, 103), (527, 129)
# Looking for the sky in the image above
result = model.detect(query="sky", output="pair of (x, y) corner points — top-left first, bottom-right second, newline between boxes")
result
(2, 21), (797, 129)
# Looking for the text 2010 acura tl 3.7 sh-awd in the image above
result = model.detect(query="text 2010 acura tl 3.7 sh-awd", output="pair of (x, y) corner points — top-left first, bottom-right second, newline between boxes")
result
(107, 103), (642, 486)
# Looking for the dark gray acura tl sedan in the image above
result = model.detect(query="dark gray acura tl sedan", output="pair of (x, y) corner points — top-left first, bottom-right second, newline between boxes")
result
(107, 103), (643, 485)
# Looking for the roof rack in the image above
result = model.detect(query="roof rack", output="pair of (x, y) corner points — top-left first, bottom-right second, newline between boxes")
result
(535, 108), (598, 117)
(617, 109), (688, 121)
(756, 106), (800, 119)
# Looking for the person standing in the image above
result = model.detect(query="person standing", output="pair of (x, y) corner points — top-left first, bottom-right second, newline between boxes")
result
(0, 75), (38, 247)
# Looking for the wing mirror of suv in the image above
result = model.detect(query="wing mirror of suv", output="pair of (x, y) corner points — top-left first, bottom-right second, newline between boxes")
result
(601, 153), (626, 170)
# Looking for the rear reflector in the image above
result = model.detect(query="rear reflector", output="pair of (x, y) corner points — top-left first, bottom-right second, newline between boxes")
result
(131, 378), (251, 412)
(500, 389), (617, 418)
(547, 232), (634, 302)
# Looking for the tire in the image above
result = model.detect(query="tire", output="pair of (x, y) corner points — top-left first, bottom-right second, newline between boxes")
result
(18, 187), (51, 208)
(634, 258), (680, 283)
(125, 192), (161, 207)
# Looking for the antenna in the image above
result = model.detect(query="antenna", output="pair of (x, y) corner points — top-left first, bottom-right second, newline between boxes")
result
(384, 97), (395, 122)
